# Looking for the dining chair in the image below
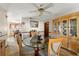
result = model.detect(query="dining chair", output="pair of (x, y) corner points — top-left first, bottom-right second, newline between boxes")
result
(48, 38), (63, 56)
(17, 33), (34, 56)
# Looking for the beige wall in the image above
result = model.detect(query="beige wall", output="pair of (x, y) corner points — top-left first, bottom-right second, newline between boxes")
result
(21, 19), (44, 32)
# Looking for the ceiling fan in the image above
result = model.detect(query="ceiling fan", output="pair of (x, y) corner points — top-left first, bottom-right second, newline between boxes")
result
(22, 16), (38, 20)
(30, 3), (54, 16)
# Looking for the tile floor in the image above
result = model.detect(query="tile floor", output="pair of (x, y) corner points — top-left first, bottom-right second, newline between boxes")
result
(5, 35), (78, 56)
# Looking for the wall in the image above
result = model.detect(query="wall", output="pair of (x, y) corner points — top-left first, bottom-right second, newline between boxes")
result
(21, 19), (44, 32)
(0, 7), (8, 33)
(49, 20), (53, 32)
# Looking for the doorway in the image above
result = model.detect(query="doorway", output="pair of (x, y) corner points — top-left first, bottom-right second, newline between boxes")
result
(44, 22), (49, 38)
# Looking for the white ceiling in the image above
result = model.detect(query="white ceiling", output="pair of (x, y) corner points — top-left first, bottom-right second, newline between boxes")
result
(0, 3), (79, 22)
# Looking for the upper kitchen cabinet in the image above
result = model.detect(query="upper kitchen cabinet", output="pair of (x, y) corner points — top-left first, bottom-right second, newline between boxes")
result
(0, 7), (8, 33)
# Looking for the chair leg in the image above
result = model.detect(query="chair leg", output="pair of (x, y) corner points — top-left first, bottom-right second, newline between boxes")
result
(57, 48), (60, 56)
(19, 46), (22, 56)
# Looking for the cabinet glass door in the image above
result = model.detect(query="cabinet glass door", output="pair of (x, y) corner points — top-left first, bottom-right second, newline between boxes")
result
(70, 18), (77, 37)
(62, 20), (67, 36)
(58, 22), (61, 34)
(54, 23), (56, 32)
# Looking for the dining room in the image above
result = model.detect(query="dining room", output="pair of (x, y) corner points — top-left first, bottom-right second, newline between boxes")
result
(0, 3), (79, 56)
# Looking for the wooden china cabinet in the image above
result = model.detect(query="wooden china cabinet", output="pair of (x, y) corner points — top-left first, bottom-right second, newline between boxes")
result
(52, 11), (79, 53)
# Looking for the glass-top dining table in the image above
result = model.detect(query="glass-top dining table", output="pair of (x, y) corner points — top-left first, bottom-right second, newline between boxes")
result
(23, 37), (47, 56)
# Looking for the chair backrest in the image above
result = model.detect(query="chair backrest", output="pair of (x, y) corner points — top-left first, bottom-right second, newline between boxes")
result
(48, 38), (63, 56)
(16, 33), (22, 47)
(15, 33), (22, 55)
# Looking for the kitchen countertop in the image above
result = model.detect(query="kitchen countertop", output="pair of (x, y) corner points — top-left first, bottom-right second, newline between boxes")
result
(0, 33), (7, 41)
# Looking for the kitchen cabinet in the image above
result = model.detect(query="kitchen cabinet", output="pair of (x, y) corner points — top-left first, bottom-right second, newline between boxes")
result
(0, 39), (5, 56)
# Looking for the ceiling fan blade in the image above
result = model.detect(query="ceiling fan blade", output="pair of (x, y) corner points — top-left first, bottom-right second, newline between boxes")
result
(44, 11), (52, 14)
(32, 3), (39, 9)
(29, 10), (37, 13)
(39, 3), (45, 7)
(22, 15), (40, 20)
(22, 17), (30, 19)
(43, 3), (54, 10)
(29, 17), (38, 19)
(26, 15), (39, 19)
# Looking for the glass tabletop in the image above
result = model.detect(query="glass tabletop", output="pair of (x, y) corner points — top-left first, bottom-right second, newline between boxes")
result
(23, 37), (46, 48)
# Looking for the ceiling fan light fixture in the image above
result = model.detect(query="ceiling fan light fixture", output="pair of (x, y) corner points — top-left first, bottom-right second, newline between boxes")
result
(38, 8), (44, 11)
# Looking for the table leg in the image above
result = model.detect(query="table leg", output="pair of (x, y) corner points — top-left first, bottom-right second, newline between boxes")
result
(34, 47), (40, 56)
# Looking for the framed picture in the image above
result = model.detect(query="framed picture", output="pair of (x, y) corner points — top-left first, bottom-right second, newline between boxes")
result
(30, 21), (39, 28)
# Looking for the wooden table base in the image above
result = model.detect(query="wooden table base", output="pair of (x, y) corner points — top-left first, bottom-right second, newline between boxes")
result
(34, 47), (40, 56)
